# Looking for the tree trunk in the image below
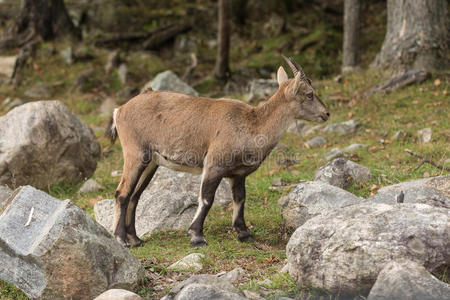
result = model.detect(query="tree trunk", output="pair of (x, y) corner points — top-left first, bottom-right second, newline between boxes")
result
(342, 0), (360, 72)
(214, 0), (231, 79)
(373, 0), (448, 71)
(0, 0), (80, 50)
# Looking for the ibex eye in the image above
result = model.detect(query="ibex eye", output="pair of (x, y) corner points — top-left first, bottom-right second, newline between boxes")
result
(307, 92), (313, 100)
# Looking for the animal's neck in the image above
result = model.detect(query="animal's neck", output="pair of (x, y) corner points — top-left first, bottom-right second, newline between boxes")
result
(254, 87), (296, 150)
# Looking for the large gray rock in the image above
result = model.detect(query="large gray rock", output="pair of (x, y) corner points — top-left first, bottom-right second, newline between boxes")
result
(0, 185), (11, 209)
(278, 181), (362, 229)
(304, 136), (326, 148)
(323, 119), (360, 135)
(147, 167), (232, 207)
(163, 274), (247, 300)
(94, 189), (198, 238)
(0, 186), (144, 300)
(245, 79), (278, 103)
(367, 259), (450, 300)
(314, 158), (372, 188)
(376, 175), (449, 196)
(367, 175), (450, 208)
(0, 101), (101, 189)
(142, 70), (199, 96)
(286, 203), (450, 295)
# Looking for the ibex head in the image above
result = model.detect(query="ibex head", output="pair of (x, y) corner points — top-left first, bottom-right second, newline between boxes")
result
(278, 55), (329, 123)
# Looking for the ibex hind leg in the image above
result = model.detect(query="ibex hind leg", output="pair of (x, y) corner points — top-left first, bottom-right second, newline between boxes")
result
(126, 161), (159, 247)
(230, 176), (253, 242)
(114, 152), (147, 247)
(188, 167), (223, 246)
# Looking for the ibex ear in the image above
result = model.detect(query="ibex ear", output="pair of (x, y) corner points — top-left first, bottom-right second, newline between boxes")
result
(277, 66), (288, 87)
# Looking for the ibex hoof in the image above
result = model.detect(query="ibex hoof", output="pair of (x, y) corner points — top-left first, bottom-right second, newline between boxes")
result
(115, 236), (130, 248)
(190, 235), (207, 247)
(129, 237), (144, 248)
(237, 231), (253, 242)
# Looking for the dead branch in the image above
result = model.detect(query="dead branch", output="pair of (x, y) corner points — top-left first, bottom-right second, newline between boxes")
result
(143, 22), (191, 50)
(404, 149), (450, 172)
(363, 70), (429, 98)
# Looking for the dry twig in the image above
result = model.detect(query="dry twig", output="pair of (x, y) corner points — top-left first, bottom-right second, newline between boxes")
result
(404, 149), (450, 172)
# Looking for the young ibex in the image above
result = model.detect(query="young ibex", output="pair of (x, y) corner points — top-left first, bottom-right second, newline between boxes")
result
(106, 55), (329, 247)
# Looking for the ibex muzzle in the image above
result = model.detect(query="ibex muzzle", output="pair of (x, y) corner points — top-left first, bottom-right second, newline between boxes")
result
(106, 55), (329, 247)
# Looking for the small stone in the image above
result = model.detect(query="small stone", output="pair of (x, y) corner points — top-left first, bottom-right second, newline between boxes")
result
(257, 279), (273, 286)
(324, 148), (344, 160)
(392, 130), (405, 140)
(344, 143), (367, 153)
(314, 158), (372, 188)
(79, 179), (104, 194)
(418, 128), (432, 143)
(168, 253), (205, 271)
(94, 289), (142, 300)
(280, 264), (289, 273)
(111, 170), (123, 177)
(323, 119), (360, 135)
(61, 46), (74, 65)
(245, 79), (278, 103)
(0, 56), (17, 79)
(242, 290), (265, 300)
(142, 70), (198, 96)
(218, 267), (245, 283)
(304, 136), (326, 148)
(272, 177), (282, 186)
(118, 63), (128, 84)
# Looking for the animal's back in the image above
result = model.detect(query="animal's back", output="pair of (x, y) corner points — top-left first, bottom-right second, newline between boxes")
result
(115, 91), (257, 168)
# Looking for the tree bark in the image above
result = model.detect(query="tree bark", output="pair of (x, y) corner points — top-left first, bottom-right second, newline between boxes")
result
(373, 0), (448, 71)
(0, 0), (80, 50)
(214, 0), (231, 79)
(342, 0), (360, 72)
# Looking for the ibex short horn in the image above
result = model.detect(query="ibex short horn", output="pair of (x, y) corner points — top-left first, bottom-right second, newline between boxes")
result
(106, 55), (330, 247)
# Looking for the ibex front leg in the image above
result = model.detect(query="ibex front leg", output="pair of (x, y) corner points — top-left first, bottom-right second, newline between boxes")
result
(188, 166), (223, 246)
(230, 176), (252, 241)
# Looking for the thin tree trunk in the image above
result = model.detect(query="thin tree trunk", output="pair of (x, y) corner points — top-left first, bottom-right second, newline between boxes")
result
(214, 0), (230, 79)
(342, 0), (360, 72)
(373, 0), (448, 71)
